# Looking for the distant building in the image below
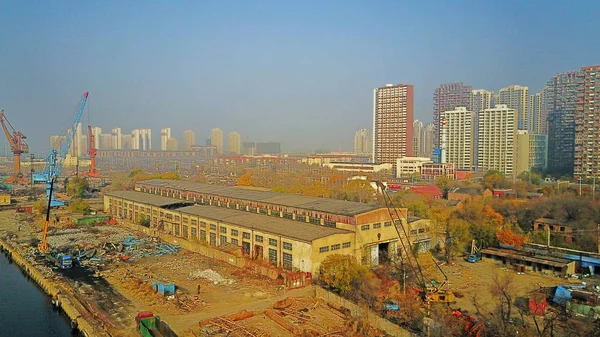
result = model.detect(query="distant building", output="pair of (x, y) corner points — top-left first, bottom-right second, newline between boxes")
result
(546, 71), (578, 176)
(396, 157), (432, 178)
(242, 142), (256, 156)
(529, 91), (546, 135)
(412, 121), (423, 157)
(373, 84), (414, 166)
(478, 105), (516, 177)
(433, 82), (472, 148)
(111, 127), (122, 150)
(256, 141), (281, 155)
(354, 129), (371, 156)
(497, 85), (529, 130)
(50, 135), (66, 153)
(166, 137), (179, 151)
(422, 123), (434, 158)
(324, 162), (392, 173)
(471, 89), (495, 170)
(160, 127), (171, 151)
(210, 128), (223, 154)
(306, 153), (370, 166)
(574, 65), (600, 179)
(99, 134), (112, 150)
(448, 187), (492, 201)
(228, 131), (241, 155)
(420, 162), (455, 181)
(91, 127), (102, 150)
(441, 107), (473, 170)
(183, 130), (196, 151)
(516, 130), (547, 175)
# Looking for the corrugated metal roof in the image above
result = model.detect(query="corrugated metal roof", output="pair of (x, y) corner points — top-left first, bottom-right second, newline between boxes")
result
(178, 205), (352, 242)
(105, 191), (193, 208)
(137, 179), (380, 217)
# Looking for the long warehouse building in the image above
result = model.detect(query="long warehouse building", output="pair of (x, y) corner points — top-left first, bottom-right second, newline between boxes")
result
(103, 180), (434, 272)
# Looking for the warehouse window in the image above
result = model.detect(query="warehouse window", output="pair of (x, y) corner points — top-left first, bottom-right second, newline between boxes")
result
(384, 221), (392, 227)
(373, 223), (381, 229)
(174, 225), (180, 236)
(342, 242), (351, 248)
(283, 242), (292, 251)
(255, 235), (263, 243)
(231, 229), (239, 236)
(331, 244), (340, 251)
(182, 225), (188, 238)
(182, 216), (189, 223)
(268, 249), (277, 266)
(283, 253), (292, 270)
(174, 215), (180, 221)
(191, 219), (198, 225)
(269, 238), (278, 247)
(361, 225), (370, 231)
(210, 224), (217, 230)
(209, 233), (216, 246)
(191, 227), (197, 239)
(220, 226), (227, 234)
(220, 235), (227, 245)
(243, 232), (251, 240)
(319, 246), (329, 253)
(200, 230), (206, 241)
(231, 238), (239, 246)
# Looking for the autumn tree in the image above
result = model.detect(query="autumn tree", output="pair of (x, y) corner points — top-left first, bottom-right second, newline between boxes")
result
(33, 198), (48, 218)
(66, 177), (89, 198)
(237, 171), (254, 186)
(318, 254), (369, 295)
(496, 229), (524, 248)
(68, 198), (91, 215)
(482, 170), (505, 190)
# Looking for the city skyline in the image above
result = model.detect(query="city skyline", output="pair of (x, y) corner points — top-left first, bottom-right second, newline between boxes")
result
(1, 2), (598, 154)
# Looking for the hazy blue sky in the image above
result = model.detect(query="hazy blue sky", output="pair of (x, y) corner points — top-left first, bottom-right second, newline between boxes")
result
(1, 1), (598, 154)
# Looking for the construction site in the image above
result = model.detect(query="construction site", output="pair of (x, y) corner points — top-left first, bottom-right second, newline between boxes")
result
(1, 93), (600, 337)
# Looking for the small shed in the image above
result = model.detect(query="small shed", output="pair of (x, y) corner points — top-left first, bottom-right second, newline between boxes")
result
(0, 194), (10, 206)
(529, 293), (547, 316)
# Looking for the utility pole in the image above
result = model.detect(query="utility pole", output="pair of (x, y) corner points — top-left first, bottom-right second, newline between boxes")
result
(30, 153), (34, 189)
(547, 226), (551, 250)
(593, 177), (596, 200)
(579, 176), (583, 196)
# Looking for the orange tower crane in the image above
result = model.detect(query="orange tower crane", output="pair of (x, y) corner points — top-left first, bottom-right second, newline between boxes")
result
(86, 125), (100, 177)
(0, 109), (29, 180)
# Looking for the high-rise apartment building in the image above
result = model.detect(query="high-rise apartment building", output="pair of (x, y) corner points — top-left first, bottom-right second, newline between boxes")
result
(130, 129), (141, 150)
(210, 128), (223, 154)
(546, 71), (578, 176)
(228, 131), (241, 155)
(183, 130), (196, 151)
(100, 134), (112, 150)
(471, 89), (495, 171)
(422, 123), (434, 159)
(497, 85), (529, 130)
(70, 123), (87, 157)
(111, 128), (122, 150)
(529, 91), (546, 135)
(574, 65), (600, 178)
(136, 129), (152, 150)
(49, 135), (66, 153)
(160, 128), (171, 151)
(516, 130), (547, 175)
(412, 121), (423, 157)
(441, 107), (473, 170)
(433, 82), (472, 148)
(354, 129), (371, 156)
(256, 141), (281, 155)
(373, 84), (414, 165)
(91, 127), (102, 150)
(166, 137), (179, 151)
(477, 105), (516, 177)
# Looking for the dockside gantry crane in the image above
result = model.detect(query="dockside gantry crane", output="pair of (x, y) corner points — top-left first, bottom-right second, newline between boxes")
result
(0, 109), (29, 182)
(85, 125), (100, 178)
(375, 181), (455, 304)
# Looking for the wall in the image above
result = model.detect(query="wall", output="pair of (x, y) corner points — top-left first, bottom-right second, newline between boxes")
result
(314, 287), (414, 337)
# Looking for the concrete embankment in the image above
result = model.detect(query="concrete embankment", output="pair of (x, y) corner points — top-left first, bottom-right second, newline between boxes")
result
(0, 236), (110, 337)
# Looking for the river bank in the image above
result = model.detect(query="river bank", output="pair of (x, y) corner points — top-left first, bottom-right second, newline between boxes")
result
(0, 233), (110, 337)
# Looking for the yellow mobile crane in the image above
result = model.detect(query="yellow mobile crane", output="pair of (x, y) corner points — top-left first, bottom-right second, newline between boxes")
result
(375, 181), (455, 304)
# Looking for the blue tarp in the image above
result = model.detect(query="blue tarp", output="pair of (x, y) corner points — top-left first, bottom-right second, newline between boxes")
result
(553, 285), (587, 305)
(151, 281), (175, 296)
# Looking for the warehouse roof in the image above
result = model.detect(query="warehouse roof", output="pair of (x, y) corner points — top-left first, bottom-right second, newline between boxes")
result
(481, 248), (573, 268)
(136, 179), (380, 217)
(178, 205), (352, 242)
(105, 191), (193, 208)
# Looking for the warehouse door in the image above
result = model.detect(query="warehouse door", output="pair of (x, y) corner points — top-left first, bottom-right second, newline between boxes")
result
(370, 246), (379, 267)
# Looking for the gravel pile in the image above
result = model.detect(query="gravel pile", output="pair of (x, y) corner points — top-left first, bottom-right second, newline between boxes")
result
(189, 269), (234, 285)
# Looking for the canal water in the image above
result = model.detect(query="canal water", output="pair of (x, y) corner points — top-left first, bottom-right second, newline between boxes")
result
(0, 251), (78, 337)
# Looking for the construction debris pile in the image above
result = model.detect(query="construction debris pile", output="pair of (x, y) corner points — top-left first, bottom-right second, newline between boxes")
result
(189, 269), (234, 285)
(119, 235), (181, 260)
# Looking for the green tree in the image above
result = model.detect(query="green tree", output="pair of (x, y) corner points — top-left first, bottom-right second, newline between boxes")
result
(33, 198), (48, 218)
(435, 176), (453, 197)
(66, 177), (89, 198)
(68, 198), (91, 215)
(482, 171), (505, 190)
(319, 255), (368, 295)
(137, 214), (151, 228)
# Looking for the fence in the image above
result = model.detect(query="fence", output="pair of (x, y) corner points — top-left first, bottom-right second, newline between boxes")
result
(314, 287), (414, 337)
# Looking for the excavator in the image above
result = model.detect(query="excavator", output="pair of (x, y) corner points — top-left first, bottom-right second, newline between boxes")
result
(375, 181), (455, 304)
(0, 109), (29, 184)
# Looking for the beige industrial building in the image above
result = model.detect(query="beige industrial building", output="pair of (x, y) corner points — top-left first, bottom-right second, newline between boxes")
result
(112, 179), (426, 272)
(516, 130), (548, 175)
(210, 128), (224, 154)
(395, 157), (432, 178)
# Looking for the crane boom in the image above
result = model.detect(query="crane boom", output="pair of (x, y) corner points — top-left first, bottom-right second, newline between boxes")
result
(32, 92), (89, 206)
(85, 125), (99, 177)
(0, 109), (29, 179)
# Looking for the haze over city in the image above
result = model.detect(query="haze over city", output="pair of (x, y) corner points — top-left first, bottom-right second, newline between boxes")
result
(1, 1), (599, 154)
